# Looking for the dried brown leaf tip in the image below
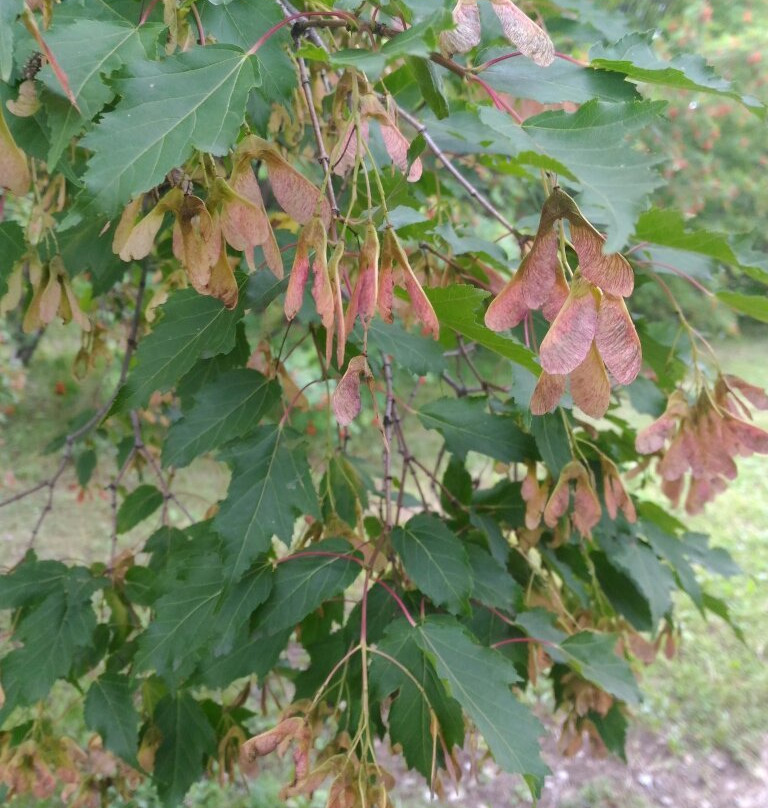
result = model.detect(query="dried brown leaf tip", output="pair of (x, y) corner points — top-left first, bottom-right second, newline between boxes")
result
(333, 355), (373, 427)
(636, 378), (768, 514)
(441, 0), (555, 67)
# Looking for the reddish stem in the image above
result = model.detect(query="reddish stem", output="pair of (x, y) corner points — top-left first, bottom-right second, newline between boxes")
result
(471, 75), (524, 124)
(556, 51), (588, 67)
(190, 2), (206, 46)
(635, 259), (715, 297)
(139, 0), (161, 26)
(479, 51), (523, 70)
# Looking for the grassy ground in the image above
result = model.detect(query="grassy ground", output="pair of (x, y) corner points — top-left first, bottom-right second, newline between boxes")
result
(1, 331), (767, 807)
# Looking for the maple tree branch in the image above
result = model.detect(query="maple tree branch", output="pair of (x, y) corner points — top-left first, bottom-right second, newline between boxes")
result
(295, 51), (340, 229)
(394, 104), (524, 241)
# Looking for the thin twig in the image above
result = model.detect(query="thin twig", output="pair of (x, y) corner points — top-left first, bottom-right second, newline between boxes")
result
(394, 104), (524, 241)
(130, 411), (195, 524)
(295, 52), (340, 232)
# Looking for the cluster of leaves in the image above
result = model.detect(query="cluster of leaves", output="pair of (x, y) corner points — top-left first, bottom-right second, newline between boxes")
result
(0, 0), (766, 806)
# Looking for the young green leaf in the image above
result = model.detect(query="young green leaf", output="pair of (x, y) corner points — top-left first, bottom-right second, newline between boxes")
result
(214, 426), (319, 577)
(415, 617), (548, 791)
(391, 514), (473, 615)
(116, 484), (164, 534)
(163, 369), (280, 468)
(81, 46), (260, 214)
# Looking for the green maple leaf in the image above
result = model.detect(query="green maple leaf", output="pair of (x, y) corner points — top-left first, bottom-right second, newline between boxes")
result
(560, 632), (642, 705)
(391, 514), (472, 616)
(134, 555), (225, 686)
(424, 285), (539, 373)
(255, 538), (360, 635)
(415, 617), (548, 793)
(0, 569), (102, 716)
(418, 397), (536, 463)
(153, 693), (216, 806)
(482, 100), (667, 251)
(591, 33), (765, 118)
(39, 18), (160, 168)
(371, 620), (464, 779)
(84, 673), (140, 765)
(163, 369), (280, 468)
(81, 45), (260, 214)
(214, 426), (319, 577)
(117, 277), (246, 412)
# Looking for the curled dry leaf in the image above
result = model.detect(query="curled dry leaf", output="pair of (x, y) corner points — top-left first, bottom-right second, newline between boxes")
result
(719, 374), (768, 412)
(115, 188), (184, 262)
(484, 269), (528, 330)
(333, 355), (371, 427)
(521, 463), (549, 529)
(218, 164), (274, 272)
(328, 243), (347, 367)
(172, 195), (221, 292)
(440, 0), (482, 55)
(637, 384), (768, 514)
(335, 96), (423, 182)
(490, 0), (555, 67)
(635, 390), (688, 454)
(0, 106), (30, 195)
(539, 277), (599, 376)
(241, 717), (306, 765)
(6, 79), (40, 117)
(602, 460), (636, 522)
(380, 228), (439, 339)
(544, 461), (601, 535)
(205, 244), (239, 310)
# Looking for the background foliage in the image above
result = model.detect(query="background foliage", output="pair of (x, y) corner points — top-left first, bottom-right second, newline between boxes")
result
(0, 1), (766, 806)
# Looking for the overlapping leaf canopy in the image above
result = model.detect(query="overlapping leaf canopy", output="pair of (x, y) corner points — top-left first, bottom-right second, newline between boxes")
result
(0, 0), (765, 806)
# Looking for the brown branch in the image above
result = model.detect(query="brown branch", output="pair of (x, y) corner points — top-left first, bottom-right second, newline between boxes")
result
(295, 53), (340, 234)
(394, 104), (524, 241)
